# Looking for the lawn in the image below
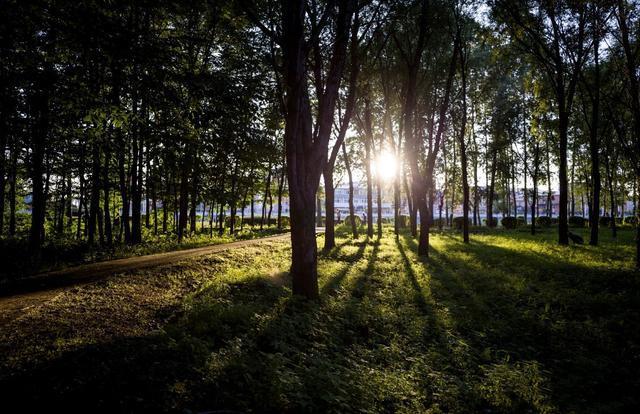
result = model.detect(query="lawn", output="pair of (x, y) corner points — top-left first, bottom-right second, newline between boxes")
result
(1, 227), (638, 413)
(0, 225), (286, 281)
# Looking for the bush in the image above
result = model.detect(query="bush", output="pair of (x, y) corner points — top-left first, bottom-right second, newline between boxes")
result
(624, 216), (637, 225)
(516, 216), (526, 227)
(501, 216), (517, 229)
(243, 217), (278, 227)
(536, 216), (552, 227)
(342, 215), (362, 228)
(452, 216), (471, 230)
(568, 216), (585, 227)
(484, 217), (498, 228)
(278, 216), (290, 228)
(224, 215), (242, 229)
(551, 217), (559, 225)
(397, 215), (410, 228)
(432, 217), (446, 228)
(599, 216), (611, 227)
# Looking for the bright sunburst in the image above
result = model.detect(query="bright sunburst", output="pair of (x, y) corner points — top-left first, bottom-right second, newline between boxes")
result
(373, 149), (398, 181)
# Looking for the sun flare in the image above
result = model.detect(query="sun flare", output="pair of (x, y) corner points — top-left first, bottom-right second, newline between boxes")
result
(373, 150), (398, 181)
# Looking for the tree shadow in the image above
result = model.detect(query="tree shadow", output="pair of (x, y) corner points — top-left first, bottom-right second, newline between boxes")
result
(320, 239), (368, 295)
(400, 231), (640, 413)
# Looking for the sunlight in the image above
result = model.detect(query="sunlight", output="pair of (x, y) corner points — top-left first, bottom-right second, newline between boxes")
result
(372, 149), (398, 181)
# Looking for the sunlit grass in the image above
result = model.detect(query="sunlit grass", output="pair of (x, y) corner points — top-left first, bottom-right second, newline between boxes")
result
(1, 228), (637, 412)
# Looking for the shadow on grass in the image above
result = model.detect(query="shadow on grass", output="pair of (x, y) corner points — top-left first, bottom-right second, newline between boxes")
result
(3, 231), (638, 413)
(401, 231), (640, 413)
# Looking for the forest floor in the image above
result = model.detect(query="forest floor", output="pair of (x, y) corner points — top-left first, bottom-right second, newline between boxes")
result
(0, 232), (294, 327)
(0, 227), (638, 413)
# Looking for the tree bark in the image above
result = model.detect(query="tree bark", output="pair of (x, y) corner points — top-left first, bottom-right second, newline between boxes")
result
(28, 71), (52, 255)
(279, 0), (355, 299)
(342, 141), (358, 238)
(457, 35), (470, 243)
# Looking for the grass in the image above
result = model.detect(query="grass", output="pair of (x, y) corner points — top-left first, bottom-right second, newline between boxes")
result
(0, 225), (286, 281)
(1, 227), (638, 413)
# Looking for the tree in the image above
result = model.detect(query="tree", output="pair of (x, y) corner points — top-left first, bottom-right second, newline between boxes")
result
(493, 0), (589, 245)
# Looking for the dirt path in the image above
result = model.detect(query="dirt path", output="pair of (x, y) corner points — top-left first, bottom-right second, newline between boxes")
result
(0, 233), (293, 327)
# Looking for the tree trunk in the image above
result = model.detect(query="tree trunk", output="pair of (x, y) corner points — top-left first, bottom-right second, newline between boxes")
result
(532, 142), (539, 235)
(0, 108), (7, 234)
(8, 138), (18, 236)
(323, 167), (336, 249)
(342, 141), (358, 238)
(103, 142), (112, 246)
(280, 0), (354, 299)
(277, 162), (285, 229)
(364, 97), (374, 238)
(28, 73), (51, 256)
(558, 107), (569, 245)
(488, 149), (497, 227)
(189, 155), (198, 234)
(229, 161), (239, 235)
(178, 153), (190, 242)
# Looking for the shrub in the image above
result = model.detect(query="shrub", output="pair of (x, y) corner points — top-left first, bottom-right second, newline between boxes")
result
(342, 215), (362, 228)
(452, 216), (471, 230)
(224, 215), (242, 229)
(278, 216), (290, 228)
(432, 218), (446, 228)
(537, 216), (552, 227)
(516, 216), (526, 227)
(484, 217), (498, 227)
(243, 217), (278, 227)
(551, 217), (559, 225)
(624, 216), (638, 225)
(397, 215), (410, 228)
(501, 216), (517, 229)
(599, 216), (611, 227)
(568, 216), (585, 227)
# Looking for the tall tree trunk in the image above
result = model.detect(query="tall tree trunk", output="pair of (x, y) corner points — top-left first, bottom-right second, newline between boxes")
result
(532, 143), (540, 235)
(0, 108), (7, 234)
(262, 165), (272, 229)
(103, 142), (112, 246)
(342, 141), (358, 238)
(178, 152), (190, 242)
(488, 150), (497, 227)
(229, 161), (239, 235)
(557, 99), (570, 244)
(458, 40), (470, 242)
(88, 138), (100, 245)
(280, 0), (355, 299)
(323, 168), (335, 247)
(8, 138), (18, 236)
(28, 73), (51, 256)
(364, 97), (374, 238)
(589, 24), (601, 246)
(277, 162), (285, 229)
(189, 154), (198, 234)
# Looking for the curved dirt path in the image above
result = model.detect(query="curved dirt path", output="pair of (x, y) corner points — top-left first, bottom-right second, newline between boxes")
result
(0, 233), (293, 327)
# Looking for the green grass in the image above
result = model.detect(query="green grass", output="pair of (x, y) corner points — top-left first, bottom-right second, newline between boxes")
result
(0, 225), (286, 280)
(1, 227), (638, 413)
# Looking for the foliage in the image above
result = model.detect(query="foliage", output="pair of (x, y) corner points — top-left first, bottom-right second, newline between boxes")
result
(484, 217), (498, 227)
(599, 216), (612, 227)
(452, 216), (471, 230)
(537, 216), (552, 227)
(501, 216), (518, 229)
(568, 216), (586, 227)
(342, 214), (362, 227)
(397, 215), (411, 228)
